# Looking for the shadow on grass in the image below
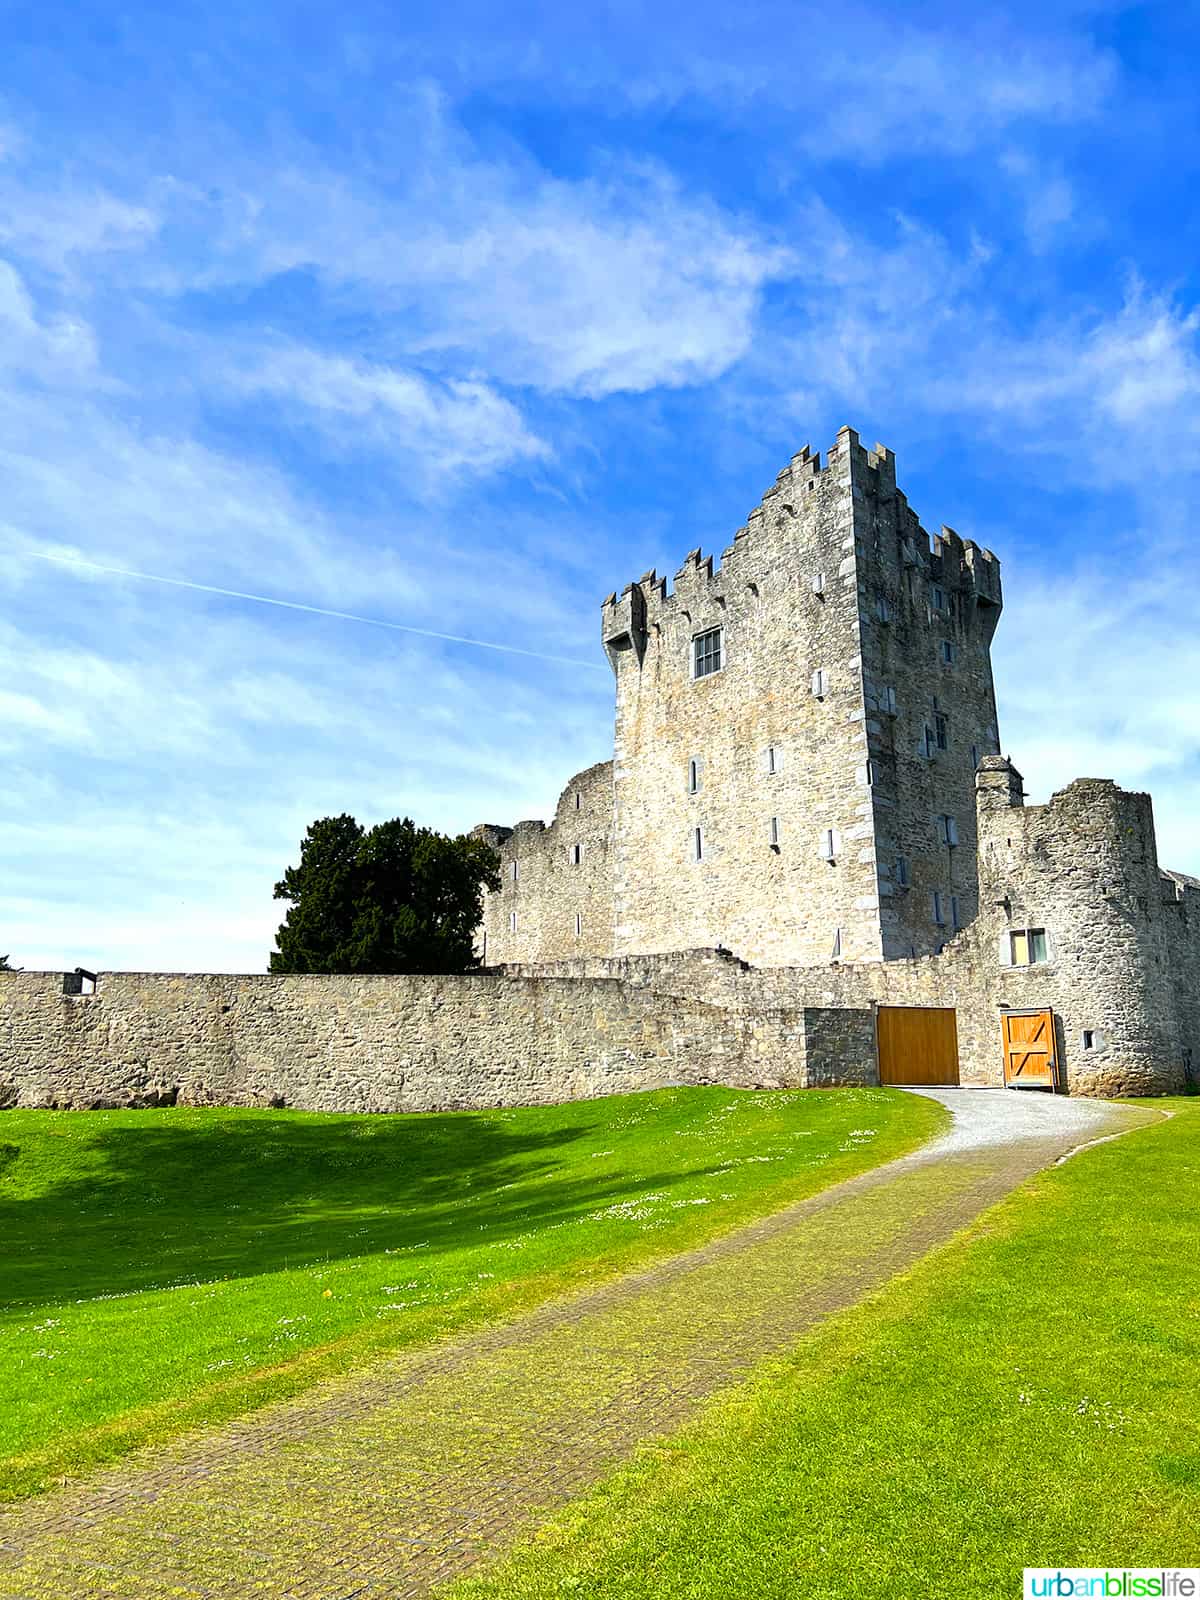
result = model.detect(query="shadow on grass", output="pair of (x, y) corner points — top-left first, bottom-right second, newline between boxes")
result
(0, 1107), (733, 1312)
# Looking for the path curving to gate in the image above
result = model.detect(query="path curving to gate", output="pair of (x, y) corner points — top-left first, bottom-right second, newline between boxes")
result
(0, 1091), (1158, 1600)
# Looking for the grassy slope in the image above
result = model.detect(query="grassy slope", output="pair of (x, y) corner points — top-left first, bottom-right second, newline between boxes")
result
(455, 1100), (1200, 1600)
(0, 1085), (942, 1501)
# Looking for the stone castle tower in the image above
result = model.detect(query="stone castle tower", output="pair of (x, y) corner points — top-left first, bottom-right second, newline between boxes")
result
(476, 427), (1004, 968)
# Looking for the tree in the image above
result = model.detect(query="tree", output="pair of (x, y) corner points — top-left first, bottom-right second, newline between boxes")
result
(270, 814), (500, 975)
(0, 954), (12, 972)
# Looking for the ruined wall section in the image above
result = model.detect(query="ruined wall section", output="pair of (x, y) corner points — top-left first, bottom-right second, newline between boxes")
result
(602, 431), (883, 966)
(474, 761), (615, 963)
(0, 966), (809, 1114)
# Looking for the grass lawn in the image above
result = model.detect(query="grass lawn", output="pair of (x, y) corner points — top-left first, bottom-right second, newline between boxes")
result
(0, 1084), (942, 1502)
(453, 1099), (1200, 1600)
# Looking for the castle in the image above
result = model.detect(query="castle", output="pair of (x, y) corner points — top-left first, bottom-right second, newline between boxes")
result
(3, 426), (1196, 1109)
(474, 426), (1199, 1098)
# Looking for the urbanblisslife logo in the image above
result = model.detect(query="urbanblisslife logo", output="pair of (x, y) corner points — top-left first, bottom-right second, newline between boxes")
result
(1025, 1573), (1200, 1598)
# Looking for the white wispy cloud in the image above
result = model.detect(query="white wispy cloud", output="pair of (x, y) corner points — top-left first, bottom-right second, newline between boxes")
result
(235, 346), (550, 477)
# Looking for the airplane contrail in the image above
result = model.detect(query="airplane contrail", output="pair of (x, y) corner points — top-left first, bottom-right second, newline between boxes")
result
(24, 550), (608, 672)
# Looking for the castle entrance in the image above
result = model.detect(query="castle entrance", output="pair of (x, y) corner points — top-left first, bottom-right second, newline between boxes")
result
(876, 1006), (960, 1087)
(1001, 1009), (1058, 1090)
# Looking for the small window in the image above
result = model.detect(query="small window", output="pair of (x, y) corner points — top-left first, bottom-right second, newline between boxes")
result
(811, 668), (828, 698)
(881, 685), (898, 715)
(950, 894), (961, 930)
(693, 627), (723, 679)
(931, 584), (947, 612)
(1082, 1028), (1095, 1050)
(1010, 927), (1049, 965)
(875, 594), (891, 623)
(511, 860), (519, 883)
(970, 744), (980, 770)
(688, 757), (701, 795)
(769, 816), (780, 847)
(574, 791), (581, 810)
(831, 926), (842, 959)
(936, 814), (959, 847)
(692, 826), (704, 862)
(940, 639), (956, 665)
(922, 723), (937, 760)
(932, 891), (946, 926)
(574, 912), (583, 938)
(766, 745), (779, 775)
(935, 712), (948, 750)
(819, 828), (837, 861)
(895, 856), (910, 888)
(509, 911), (518, 933)
(858, 760), (875, 787)
(571, 843), (582, 865)
(811, 572), (826, 596)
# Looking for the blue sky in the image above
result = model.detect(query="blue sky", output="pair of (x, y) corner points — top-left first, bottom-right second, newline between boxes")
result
(3, 1), (1199, 972)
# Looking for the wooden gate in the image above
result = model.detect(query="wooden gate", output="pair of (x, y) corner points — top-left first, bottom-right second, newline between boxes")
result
(876, 1007), (960, 1087)
(1002, 1010), (1057, 1089)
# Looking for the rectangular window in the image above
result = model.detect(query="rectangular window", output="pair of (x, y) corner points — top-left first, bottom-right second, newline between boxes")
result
(922, 723), (937, 759)
(688, 757), (700, 794)
(511, 860), (519, 882)
(571, 843), (582, 865)
(881, 685), (898, 715)
(811, 668), (828, 698)
(931, 584), (947, 612)
(769, 816), (780, 846)
(875, 594), (891, 623)
(936, 814), (959, 847)
(766, 745), (779, 774)
(935, 712), (949, 750)
(574, 791), (581, 810)
(811, 572), (826, 596)
(950, 894), (961, 930)
(693, 627), (723, 679)
(895, 856), (910, 888)
(970, 744), (980, 770)
(932, 891), (946, 926)
(819, 829), (837, 861)
(574, 912), (582, 938)
(1082, 1028), (1095, 1050)
(509, 911), (518, 933)
(693, 826), (704, 862)
(940, 639), (956, 665)
(1010, 927), (1049, 965)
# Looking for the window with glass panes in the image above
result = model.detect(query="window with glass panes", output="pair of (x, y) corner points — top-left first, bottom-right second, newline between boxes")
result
(692, 627), (723, 679)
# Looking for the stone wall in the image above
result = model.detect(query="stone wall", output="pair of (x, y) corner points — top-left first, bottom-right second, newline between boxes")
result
(496, 761), (1194, 1098)
(474, 760), (615, 964)
(0, 967), (817, 1114)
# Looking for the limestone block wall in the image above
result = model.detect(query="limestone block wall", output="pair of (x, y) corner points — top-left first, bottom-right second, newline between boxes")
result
(499, 762), (1193, 1099)
(0, 967), (813, 1114)
(475, 760), (615, 964)
(602, 433), (889, 967)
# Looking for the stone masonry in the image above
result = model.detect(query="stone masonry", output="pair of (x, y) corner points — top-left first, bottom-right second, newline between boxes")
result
(2, 426), (1195, 1106)
(478, 428), (1002, 968)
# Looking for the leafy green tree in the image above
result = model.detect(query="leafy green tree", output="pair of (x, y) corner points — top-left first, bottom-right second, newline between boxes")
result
(270, 815), (500, 975)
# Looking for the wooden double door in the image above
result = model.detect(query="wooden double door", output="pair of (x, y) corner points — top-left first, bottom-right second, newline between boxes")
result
(877, 1006), (960, 1087)
(1001, 1010), (1058, 1089)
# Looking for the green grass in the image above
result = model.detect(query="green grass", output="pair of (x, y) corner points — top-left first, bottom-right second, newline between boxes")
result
(0, 1084), (941, 1502)
(453, 1100), (1199, 1600)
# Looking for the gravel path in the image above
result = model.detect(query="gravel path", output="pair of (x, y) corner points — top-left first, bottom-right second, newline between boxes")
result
(0, 1090), (1159, 1600)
